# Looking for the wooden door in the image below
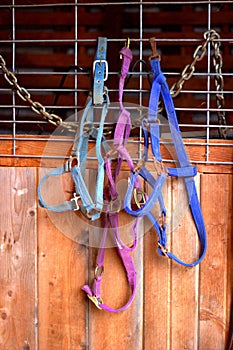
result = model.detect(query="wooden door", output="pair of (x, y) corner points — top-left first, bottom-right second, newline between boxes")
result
(0, 140), (232, 350)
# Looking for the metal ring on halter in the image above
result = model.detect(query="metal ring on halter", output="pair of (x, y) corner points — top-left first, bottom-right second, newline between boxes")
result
(133, 188), (147, 209)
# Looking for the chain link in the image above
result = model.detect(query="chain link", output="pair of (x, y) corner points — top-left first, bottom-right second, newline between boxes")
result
(0, 55), (110, 134)
(0, 54), (63, 128)
(170, 29), (227, 138)
(211, 34), (227, 139)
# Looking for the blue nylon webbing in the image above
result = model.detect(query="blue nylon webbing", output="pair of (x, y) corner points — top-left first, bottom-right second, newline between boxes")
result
(38, 37), (109, 221)
(93, 37), (108, 105)
(124, 58), (207, 267)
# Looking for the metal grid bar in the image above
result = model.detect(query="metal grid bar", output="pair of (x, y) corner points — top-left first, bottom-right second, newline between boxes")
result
(0, 0), (232, 165)
(0, 1), (232, 7)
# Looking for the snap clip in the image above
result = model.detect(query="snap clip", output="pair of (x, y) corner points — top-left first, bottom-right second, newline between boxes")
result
(87, 294), (103, 310)
(71, 193), (80, 211)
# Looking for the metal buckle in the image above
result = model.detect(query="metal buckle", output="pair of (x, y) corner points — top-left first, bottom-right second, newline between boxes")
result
(80, 206), (100, 220)
(142, 118), (160, 131)
(87, 294), (103, 310)
(95, 265), (104, 279)
(109, 197), (121, 213)
(153, 157), (167, 176)
(133, 189), (146, 209)
(71, 193), (80, 211)
(65, 155), (79, 172)
(133, 158), (145, 174)
(158, 242), (169, 258)
(93, 59), (108, 81)
(83, 121), (93, 134)
(160, 211), (166, 229)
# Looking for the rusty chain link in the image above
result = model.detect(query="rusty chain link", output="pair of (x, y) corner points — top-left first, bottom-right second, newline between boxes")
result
(0, 54), (80, 133)
(0, 54), (67, 128)
(170, 29), (227, 138)
(0, 54), (115, 134)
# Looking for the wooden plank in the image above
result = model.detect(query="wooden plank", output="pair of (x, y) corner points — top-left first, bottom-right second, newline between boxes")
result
(170, 175), (200, 350)
(38, 168), (87, 350)
(0, 136), (232, 172)
(144, 176), (171, 350)
(0, 162), (231, 349)
(87, 170), (143, 350)
(199, 174), (232, 349)
(0, 167), (37, 349)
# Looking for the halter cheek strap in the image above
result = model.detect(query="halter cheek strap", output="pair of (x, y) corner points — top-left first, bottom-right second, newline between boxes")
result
(70, 94), (109, 220)
(125, 57), (207, 267)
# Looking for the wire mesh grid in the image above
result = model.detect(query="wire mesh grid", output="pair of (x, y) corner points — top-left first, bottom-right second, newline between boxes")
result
(0, 0), (232, 165)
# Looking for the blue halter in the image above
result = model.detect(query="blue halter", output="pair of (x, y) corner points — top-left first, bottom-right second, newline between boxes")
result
(124, 57), (207, 267)
(38, 37), (109, 221)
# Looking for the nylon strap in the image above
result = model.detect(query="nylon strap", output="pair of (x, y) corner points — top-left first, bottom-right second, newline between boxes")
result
(38, 37), (109, 221)
(70, 94), (109, 220)
(93, 37), (108, 105)
(124, 57), (207, 267)
(82, 45), (140, 312)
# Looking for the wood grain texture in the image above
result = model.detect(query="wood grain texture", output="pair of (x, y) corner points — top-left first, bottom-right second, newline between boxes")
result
(38, 168), (87, 350)
(87, 170), (143, 350)
(199, 174), (233, 350)
(0, 167), (37, 350)
(170, 175), (200, 350)
(0, 136), (232, 175)
(143, 176), (171, 350)
(0, 149), (232, 349)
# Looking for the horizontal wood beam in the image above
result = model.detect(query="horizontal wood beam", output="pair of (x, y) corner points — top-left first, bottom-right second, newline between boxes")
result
(0, 135), (232, 173)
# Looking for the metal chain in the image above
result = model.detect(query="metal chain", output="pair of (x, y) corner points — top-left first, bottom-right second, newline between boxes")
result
(210, 31), (227, 139)
(0, 55), (114, 134)
(170, 29), (227, 138)
(0, 54), (77, 131)
(0, 30), (227, 138)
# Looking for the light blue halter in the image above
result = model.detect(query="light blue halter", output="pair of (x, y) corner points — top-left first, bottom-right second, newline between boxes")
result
(38, 37), (109, 221)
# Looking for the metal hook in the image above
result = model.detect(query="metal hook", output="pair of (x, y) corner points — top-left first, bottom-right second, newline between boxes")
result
(120, 37), (131, 59)
(126, 37), (130, 48)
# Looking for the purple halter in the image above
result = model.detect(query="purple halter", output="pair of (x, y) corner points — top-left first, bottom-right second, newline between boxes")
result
(82, 45), (142, 312)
